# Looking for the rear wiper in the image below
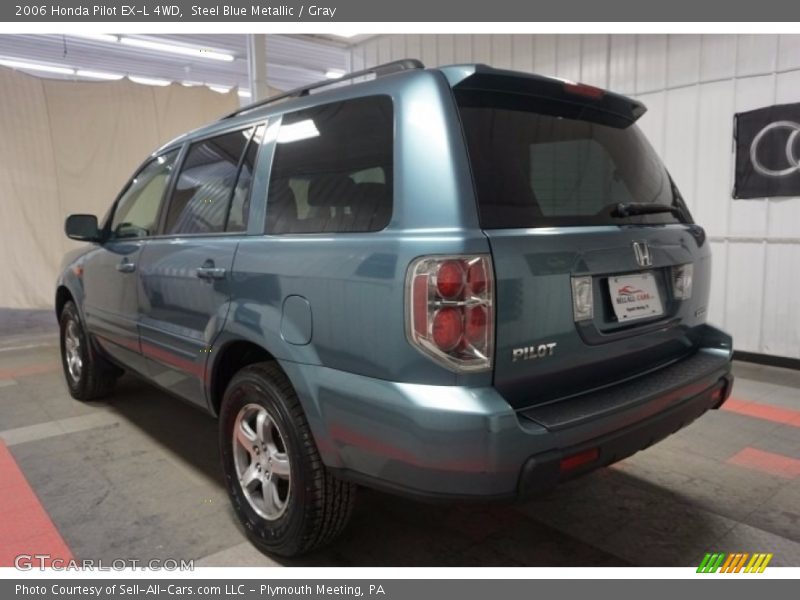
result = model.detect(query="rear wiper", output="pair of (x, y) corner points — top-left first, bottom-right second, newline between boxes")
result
(611, 202), (683, 218)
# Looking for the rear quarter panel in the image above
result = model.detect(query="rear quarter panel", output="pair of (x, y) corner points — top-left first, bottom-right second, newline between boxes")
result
(222, 69), (493, 386)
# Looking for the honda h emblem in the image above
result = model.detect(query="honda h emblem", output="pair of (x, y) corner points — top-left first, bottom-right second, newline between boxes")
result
(632, 241), (652, 267)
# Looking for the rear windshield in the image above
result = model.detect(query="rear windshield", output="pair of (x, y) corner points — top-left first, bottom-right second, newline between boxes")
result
(456, 90), (685, 228)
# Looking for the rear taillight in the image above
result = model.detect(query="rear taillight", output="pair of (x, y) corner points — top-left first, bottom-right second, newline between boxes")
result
(406, 255), (494, 372)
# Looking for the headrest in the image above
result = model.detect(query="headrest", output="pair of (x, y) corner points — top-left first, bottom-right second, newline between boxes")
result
(353, 182), (390, 203)
(308, 173), (356, 207)
(266, 178), (298, 234)
(269, 178), (294, 203)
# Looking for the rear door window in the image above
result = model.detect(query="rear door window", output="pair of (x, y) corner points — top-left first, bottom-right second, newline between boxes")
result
(163, 126), (260, 235)
(456, 90), (684, 228)
(266, 95), (394, 234)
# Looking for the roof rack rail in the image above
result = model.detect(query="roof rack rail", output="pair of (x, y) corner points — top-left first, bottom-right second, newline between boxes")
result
(221, 58), (425, 120)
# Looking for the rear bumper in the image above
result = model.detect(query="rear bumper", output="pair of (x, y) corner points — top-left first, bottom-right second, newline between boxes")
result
(281, 325), (733, 501)
(518, 369), (733, 497)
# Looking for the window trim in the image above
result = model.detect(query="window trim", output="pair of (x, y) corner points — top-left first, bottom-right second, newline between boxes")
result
(154, 120), (267, 239)
(261, 113), (284, 235)
(223, 124), (263, 233)
(154, 141), (189, 237)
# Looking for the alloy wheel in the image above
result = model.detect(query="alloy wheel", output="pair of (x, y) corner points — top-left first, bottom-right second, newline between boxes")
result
(232, 403), (292, 520)
(63, 319), (83, 383)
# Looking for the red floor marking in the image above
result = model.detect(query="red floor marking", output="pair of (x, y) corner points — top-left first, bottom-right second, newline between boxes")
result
(0, 362), (60, 381)
(0, 440), (73, 567)
(727, 447), (800, 480)
(722, 397), (800, 428)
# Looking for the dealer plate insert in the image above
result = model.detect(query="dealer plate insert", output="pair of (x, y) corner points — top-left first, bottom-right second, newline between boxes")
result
(609, 272), (664, 322)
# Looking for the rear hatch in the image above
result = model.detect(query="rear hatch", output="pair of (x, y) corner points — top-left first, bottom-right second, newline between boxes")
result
(449, 66), (711, 409)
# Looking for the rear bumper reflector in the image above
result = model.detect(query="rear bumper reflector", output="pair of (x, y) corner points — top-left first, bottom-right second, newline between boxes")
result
(559, 448), (599, 472)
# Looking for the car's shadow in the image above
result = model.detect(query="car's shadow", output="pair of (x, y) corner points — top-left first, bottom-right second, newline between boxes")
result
(101, 374), (722, 567)
(103, 374), (224, 485)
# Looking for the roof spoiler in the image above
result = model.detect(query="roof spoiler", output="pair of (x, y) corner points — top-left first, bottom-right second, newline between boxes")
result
(441, 64), (646, 128)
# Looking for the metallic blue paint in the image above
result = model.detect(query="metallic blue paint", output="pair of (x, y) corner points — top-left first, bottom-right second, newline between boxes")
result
(137, 236), (239, 407)
(56, 64), (733, 499)
(280, 295), (312, 346)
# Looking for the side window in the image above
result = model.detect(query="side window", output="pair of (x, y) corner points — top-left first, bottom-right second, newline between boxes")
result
(163, 127), (255, 235)
(109, 150), (179, 239)
(266, 95), (394, 235)
(226, 124), (265, 232)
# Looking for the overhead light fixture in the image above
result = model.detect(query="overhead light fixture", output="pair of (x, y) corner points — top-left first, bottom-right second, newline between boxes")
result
(67, 33), (119, 44)
(0, 57), (74, 75)
(128, 75), (171, 87)
(237, 89), (252, 98)
(208, 85), (231, 94)
(325, 69), (346, 79)
(76, 69), (124, 80)
(120, 37), (235, 62)
(181, 80), (202, 87)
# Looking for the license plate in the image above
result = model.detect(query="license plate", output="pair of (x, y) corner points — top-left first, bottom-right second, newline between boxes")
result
(609, 272), (664, 322)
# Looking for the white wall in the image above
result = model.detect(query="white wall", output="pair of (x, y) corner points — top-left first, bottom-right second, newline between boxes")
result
(350, 34), (800, 360)
(0, 69), (238, 309)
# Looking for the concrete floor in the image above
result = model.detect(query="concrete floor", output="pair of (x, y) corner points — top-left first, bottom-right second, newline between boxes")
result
(1, 311), (799, 567)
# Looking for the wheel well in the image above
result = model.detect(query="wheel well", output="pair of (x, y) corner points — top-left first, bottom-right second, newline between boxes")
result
(211, 340), (276, 416)
(55, 286), (73, 319)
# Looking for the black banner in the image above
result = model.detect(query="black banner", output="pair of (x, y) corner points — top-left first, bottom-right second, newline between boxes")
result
(734, 103), (800, 199)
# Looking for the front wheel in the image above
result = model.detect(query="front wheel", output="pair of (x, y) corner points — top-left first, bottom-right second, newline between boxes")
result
(59, 301), (120, 400)
(219, 362), (356, 557)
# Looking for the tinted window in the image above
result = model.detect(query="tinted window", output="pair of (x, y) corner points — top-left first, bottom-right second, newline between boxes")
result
(164, 127), (256, 235)
(110, 150), (179, 239)
(266, 96), (393, 234)
(457, 91), (685, 228)
(226, 125), (265, 232)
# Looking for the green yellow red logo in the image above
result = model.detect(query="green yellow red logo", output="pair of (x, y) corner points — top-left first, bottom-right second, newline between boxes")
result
(697, 552), (773, 573)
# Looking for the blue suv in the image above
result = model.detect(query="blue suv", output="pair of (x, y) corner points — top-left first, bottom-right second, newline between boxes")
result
(56, 60), (734, 556)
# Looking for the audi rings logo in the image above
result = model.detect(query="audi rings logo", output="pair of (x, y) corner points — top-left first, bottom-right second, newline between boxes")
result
(749, 120), (800, 178)
(734, 104), (800, 198)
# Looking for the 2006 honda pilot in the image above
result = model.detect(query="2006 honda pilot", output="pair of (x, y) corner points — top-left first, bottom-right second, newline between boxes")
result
(56, 60), (734, 557)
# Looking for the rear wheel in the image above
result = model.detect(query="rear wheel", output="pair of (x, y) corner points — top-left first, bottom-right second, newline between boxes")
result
(219, 362), (356, 557)
(59, 301), (120, 400)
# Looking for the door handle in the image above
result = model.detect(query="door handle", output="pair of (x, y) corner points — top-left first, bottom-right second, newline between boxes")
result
(116, 259), (136, 273)
(196, 265), (226, 280)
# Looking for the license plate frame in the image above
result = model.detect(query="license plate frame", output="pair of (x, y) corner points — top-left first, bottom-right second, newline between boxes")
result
(609, 272), (664, 322)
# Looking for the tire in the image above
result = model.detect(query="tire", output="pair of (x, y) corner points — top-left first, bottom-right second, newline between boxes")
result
(59, 301), (120, 400)
(219, 362), (356, 557)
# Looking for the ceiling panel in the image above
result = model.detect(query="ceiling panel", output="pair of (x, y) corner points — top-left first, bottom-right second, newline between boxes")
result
(0, 34), (350, 93)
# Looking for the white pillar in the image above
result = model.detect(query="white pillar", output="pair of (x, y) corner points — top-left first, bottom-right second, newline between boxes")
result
(247, 34), (268, 102)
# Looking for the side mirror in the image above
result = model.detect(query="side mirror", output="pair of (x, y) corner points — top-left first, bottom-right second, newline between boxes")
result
(65, 214), (101, 242)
